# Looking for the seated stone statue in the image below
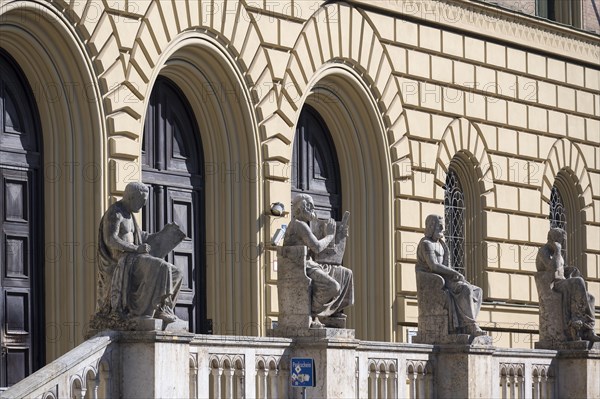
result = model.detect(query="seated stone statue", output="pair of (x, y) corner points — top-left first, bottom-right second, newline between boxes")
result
(414, 214), (486, 342)
(280, 194), (354, 328)
(535, 228), (600, 345)
(90, 182), (184, 330)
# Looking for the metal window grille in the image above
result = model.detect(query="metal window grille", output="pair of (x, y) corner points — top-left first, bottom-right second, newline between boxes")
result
(549, 185), (568, 263)
(549, 186), (566, 230)
(444, 170), (466, 276)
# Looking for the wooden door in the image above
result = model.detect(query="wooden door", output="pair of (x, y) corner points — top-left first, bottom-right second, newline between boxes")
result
(142, 77), (208, 333)
(0, 50), (44, 387)
(291, 105), (341, 220)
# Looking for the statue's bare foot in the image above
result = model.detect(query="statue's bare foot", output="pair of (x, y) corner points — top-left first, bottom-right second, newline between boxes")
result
(470, 326), (486, 337)
(154, 310), (177, 324)
(310, 318), (325, 329)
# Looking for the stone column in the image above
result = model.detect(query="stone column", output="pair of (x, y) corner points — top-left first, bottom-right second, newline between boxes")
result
(434, 343), (495, 399)
(119, 330), (194, 399)
(287, 328), (358, 399)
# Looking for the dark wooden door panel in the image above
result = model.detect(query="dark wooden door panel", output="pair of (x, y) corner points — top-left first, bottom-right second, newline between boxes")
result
(0, 50), (43, 387)
(292, 105), (341, 220)
(142, 76), (206, 334)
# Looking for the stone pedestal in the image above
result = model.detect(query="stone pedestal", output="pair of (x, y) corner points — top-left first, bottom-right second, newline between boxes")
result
(534, 271), (569, 345)
(119, 331), (194, 399)
(556, 343), (600, 399)
(276, 246), (313, 331)
(285, 328), (358, 399)
(434, 343), (495, 399)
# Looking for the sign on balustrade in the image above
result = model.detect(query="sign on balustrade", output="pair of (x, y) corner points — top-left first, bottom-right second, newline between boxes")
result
(290, 357), (315, 388)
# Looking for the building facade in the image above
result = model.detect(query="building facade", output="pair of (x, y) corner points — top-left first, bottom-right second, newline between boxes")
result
(0, 0), (598, 387)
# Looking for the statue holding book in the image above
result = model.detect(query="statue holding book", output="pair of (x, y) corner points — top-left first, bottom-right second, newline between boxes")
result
(90, 182), (186, 331)
(282, 194), (354, 328)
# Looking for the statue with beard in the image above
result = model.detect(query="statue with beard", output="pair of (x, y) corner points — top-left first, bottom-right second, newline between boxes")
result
(536, 228), (600, 343)
(90, 182), (184, 330)
(416, 214), (486, 337)
(283, 194), (354, 327)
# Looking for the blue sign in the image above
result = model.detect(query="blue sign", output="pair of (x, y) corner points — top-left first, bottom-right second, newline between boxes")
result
(291, 357), (315, 387)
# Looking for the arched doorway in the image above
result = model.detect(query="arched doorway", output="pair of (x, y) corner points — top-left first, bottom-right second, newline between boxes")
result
(0, 50), (44, 386)
(142, 77), (208, 333)
(291, 105), (341, 220)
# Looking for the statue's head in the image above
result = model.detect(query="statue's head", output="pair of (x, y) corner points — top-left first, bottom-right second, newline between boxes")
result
(291, 194), (317, 223)
(123, 182), (149, 212)
(547, 227), (567, 246)
(424, 214), (444, 240)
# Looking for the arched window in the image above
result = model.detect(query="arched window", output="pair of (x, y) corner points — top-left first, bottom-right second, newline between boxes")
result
(291, 105), (341, 220)
(550, 171), (584, 271)
(443, 154), (484, 285)
(444, 169), (466, 276)
(549, 185), (567, 230)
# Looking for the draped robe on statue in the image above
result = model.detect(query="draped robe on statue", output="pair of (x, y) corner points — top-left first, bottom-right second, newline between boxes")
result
(416, 237), (482, 333)
(283, 221), (354, 317)
(96, 203), (183, 320)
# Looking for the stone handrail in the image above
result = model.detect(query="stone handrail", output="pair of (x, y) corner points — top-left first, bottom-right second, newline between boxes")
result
(3, 330), (598, 398)
(1, 331), (118, 399)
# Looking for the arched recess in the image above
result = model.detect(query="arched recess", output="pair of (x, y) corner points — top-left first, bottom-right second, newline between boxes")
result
(295, 63), (394, 341)
(264, 2), (410, 178)
(262, 2), (408, 342)
(141, 76), (206, 332)
(434, 118), (496, 288)
(0, 3), (106, 361)
(541, 138), (594, 275)
(143, 32), (262, 335)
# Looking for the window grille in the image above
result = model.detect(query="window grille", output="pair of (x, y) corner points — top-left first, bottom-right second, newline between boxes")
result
(549, 186), (567, 230)
(444, 170), (466, 276)
(549, 185), (568, 263)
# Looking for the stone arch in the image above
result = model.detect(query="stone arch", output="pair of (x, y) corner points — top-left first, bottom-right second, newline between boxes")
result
(540, 138), (594, 219)
(435, 118), (496, 207)
(260, 1), (406, 342)
(50, 0), (272, 334)
(293, 63), (394, 341)
(0, 2), (106, 360)
(110, 0), (271, 145)
(141, 32), (263, 334)
(266, 2), (410, 173)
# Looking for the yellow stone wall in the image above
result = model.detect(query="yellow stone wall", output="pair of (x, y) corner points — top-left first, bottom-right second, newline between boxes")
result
(0, 0), (598, 359)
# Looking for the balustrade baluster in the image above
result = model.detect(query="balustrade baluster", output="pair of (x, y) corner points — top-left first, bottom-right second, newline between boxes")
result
(212, 367), (224, 399)
(369, 370), (379, 399)
(407, 372), (416, 399)
(417, 372), (426, 398)
(509, 374), (516, 399)
(268, 369), (279, 399)
(235, 369), (245, 399)
(73, 387), (86, 399)
(257, 369), (268, 399)
(517, 374), (524, 399)
(380, 371), (389, 399)
(390, 372), (398, 399)
(532, 375), (539, 399)
(224, 368), (235, 399)
(89, 379), (99, 399)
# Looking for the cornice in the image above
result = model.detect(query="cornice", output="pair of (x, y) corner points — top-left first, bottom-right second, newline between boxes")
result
(345, 0), (600, 66)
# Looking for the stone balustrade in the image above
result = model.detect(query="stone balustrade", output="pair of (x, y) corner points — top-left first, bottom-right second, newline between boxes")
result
(0, 332), (118, 399)
(2, 331), (599, 399)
